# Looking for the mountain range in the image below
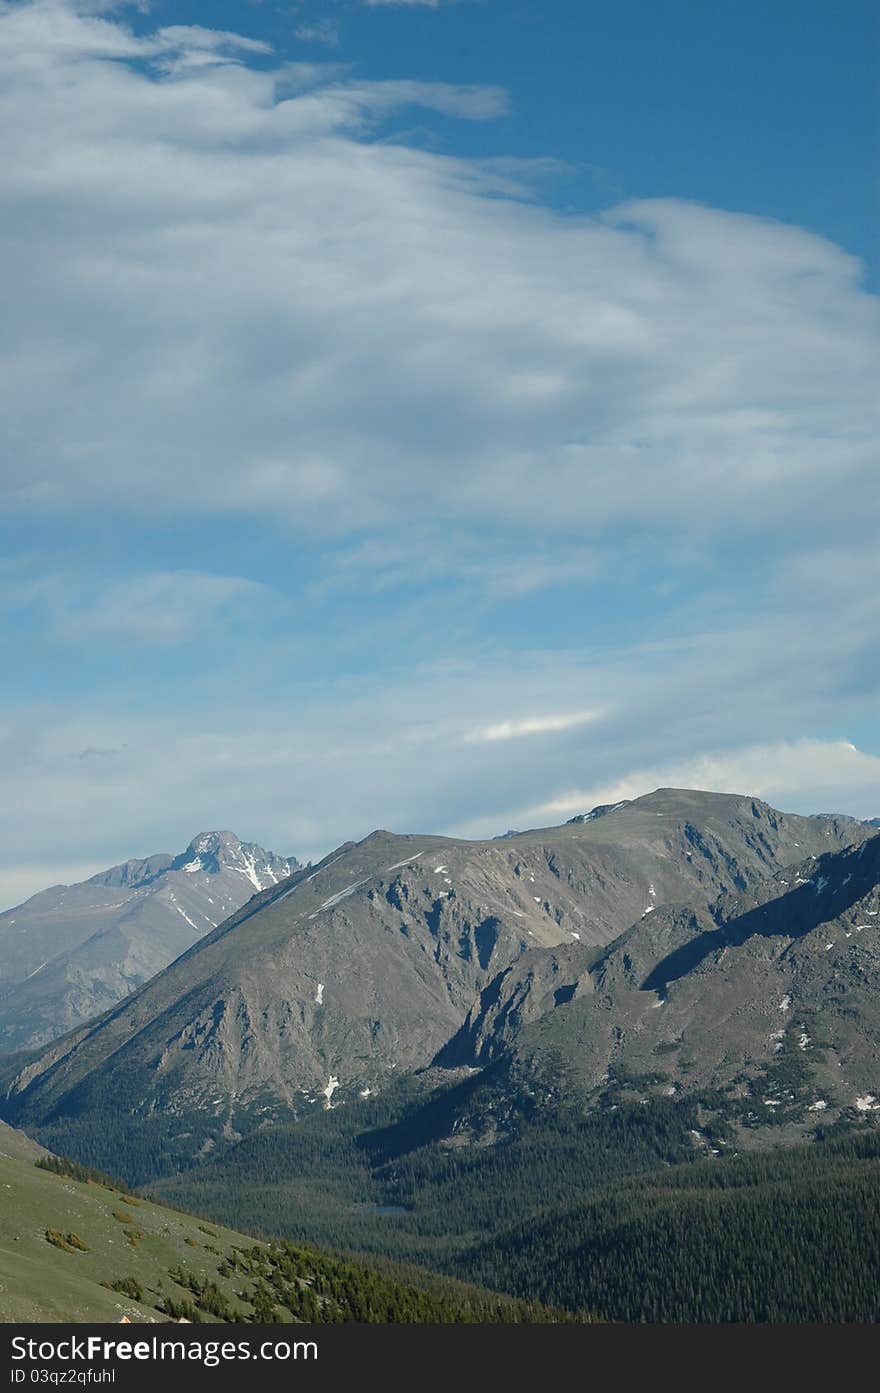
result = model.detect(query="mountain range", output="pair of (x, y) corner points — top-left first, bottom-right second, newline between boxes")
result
(0, 832), (297, 1052)
(3, 786), (880, 1322)
(2, 789), (875, 1164)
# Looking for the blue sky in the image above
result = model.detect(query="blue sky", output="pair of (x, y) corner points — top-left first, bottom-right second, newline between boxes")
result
(0, 0), (878, 906)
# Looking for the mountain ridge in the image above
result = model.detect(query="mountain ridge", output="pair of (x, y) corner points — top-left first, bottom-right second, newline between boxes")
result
(2, 788), (872, 1173)
(463, 831), (880, 1137)
(0, 831), (299, 1052)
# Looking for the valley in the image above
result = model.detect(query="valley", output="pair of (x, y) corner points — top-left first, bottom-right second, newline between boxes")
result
(0, 1120), (562, 1324)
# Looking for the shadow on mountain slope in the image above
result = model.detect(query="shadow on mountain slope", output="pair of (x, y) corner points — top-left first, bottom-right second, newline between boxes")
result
(642, 839), (879, 993)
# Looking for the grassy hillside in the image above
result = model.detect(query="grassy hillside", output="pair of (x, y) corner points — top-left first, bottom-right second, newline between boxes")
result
(0, 1122), (254, 1322)
(0, 1122), (575, 1323)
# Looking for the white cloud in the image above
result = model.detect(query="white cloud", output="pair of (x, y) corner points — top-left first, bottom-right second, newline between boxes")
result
(320, 77), (510, 122)
(0, 4), (877, 902)
(522, 739), (880, 826)
(0, 1), (875, 545)
(465, 710), (602, 743)
(4, 706), (877, 911)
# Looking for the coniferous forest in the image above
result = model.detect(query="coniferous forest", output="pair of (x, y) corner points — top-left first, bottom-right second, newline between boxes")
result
(130, 1088), (880, 1325)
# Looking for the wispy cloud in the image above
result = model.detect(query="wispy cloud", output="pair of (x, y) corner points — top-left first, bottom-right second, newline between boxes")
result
(522, 739), (880, 826)
(312, 534), (598, 599)
(73, 746), (122, 761)
(1, 609), (878, 908)
(465, 710), (603, 743)
(64, 572), (270, 644)
(1, 2), (874, 542)
(3, 569), (272, 646)
(0, 4), (877, 904)
(295, 21), (340, 48)
(363, 1), (445, 8)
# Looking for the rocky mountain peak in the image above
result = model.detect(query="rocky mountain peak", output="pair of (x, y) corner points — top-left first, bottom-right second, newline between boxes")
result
(173, 831), (297, 889)
(0, 829), (300, 1053)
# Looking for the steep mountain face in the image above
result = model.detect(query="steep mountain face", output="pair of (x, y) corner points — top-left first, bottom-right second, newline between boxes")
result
(1, 789), (868, 1159)
(0, 832), (298, 1051)
(455, 831), (880, 1138)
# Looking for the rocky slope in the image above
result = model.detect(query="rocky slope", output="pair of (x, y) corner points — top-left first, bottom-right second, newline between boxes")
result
(0, 832), (297, 1051)
(0, 790), (868, 1156)
(453, 831), (880, 1139)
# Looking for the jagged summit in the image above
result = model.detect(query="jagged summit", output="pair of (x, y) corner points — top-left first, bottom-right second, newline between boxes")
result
(172, 831), (295, 889)
(181, 829), (242, 861)
(0, 831), (299, 1052)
